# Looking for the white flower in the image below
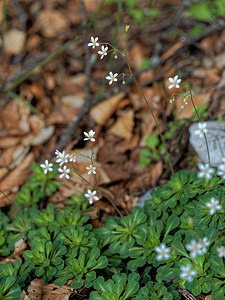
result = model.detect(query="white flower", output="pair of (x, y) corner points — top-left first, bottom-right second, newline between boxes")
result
(56, 150), (69, 166)
(217, 159), (225, 179)
(125, 24), (130, 32)
(198, 237), (210, 254)
(194, 123), (207, 138)
(186, 240), (202, 258)
(217, 246), (225, 258)
(86, 164), (96, 175)
(84, 130), (95, 142)
(106, 72), (118, 85)
(206, 197), (222, 215)
(69, 153), (77, 163)
(198, 163), (214, 180)
(168, 75), (182, 89)
(58, 165), (70, 179)
(180, 264), (197, 282)
(40, 160), (53, 174)
(98, 45), (108, 59)
(85, 189), (99, 204)
(88, 36), (99, 49)
(55, 149), (61, 158)
(155, 243), (170, 261)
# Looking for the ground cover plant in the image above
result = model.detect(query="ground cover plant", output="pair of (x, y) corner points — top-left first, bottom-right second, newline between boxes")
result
(1, 0), (225, 299)
(0, 164), (225, 299)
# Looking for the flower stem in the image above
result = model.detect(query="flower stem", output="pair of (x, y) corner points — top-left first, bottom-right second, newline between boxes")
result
(189, 89), (211, 166)
(124, 55), (174, 175)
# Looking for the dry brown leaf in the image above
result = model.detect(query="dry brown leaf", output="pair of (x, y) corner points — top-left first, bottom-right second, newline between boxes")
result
(36, 10), (69, 38)
(0, 147), (15, 167)
(61, 95), (84, 109)
(83, 0), (103, 13)
(90, 92), (125, 125)
(4, 29), (26, 55)
(27, 279), (44, 300)
(28, 115), (45, 134)
(176, 93), (211, 120)
(0, 168), (8, 181)
(31, 126), (55, 146)
(0, 192), (15, 208)
(109, 110), (134, 141)
(14, 236), (27, 256)
(102, 163), (129, 183)
(127, 44), (145, 71)
(42, 284), (75, 300)
(129, 161), (163, 194)
(0, 137), (21, 148)
(0, 153), (34, 192)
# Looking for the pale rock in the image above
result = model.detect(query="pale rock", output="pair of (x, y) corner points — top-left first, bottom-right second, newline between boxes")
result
(189, 121), (225, 166)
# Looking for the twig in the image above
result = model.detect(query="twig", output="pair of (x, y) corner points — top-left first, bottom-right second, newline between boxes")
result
(178, 288), (197, 300)
(55, 0), (93, 152)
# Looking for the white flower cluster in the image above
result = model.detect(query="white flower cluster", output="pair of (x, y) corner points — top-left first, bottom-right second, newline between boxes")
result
(40, 130), (99, 205)
(217, 157), (225, 179)
(180, 264), (197, 282)
(198, 163), (214, 180)
(206, 197), (222, 215)
(88, 36), (119, 85)
(186, 237), (209, 258)
(155, 243), (170, 261)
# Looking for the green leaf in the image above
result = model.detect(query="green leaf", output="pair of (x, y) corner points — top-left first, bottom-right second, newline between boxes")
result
(145, 134), (159, 149)
(164, 215), (180, 237)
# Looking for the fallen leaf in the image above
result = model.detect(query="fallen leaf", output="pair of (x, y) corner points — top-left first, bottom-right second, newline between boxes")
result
(19, 290), (30, 300)
(42, 283), (75, 300)
(0, 168), (8, 181)
(14, 236), (27, 257)
(127, 44), (145, 71)
(27, 279), (44, 300)
(0, 153), (34, 192)
(4, 29), (26, 55)
(36, 10), (69, 38)
(90, 92), (125, 125)
(31, 126), (55, 145)
(0, 137), (21, 148)
(109, 110), (134, 141)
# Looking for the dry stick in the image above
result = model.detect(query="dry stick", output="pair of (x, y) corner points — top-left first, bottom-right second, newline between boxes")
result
(55, 0), (92, 153)
(189, 89), (211, 166)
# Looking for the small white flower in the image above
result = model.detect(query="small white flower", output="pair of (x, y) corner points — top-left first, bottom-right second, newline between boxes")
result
(86, 164), (96, 175)
(85, 189), (99, 204)
(198, 163), (214, 180)
(106, 72), (118, 85)
(88, 36), (99, 49)
(40, 160), (53, 174)
(194, 123), (207, 138)
(98, 45), (108, 59)
(206, 197), (222, 215)
(217, 246), (225, 258)
(69, 153), (77, 163)
(84, 130), (95, 142)
(180, 264), (197, 282)
(56, 150), (69, 166)
(58, 165), (70, 179)
(55, 149), (61, 159)
(155, 243), (170, 261)
(186, 240), (202, 258)
(198, 237), (210, 254)
(217, 159), (225, 179)
(168, 75), (182, 89)
(125, 24), (130, 32)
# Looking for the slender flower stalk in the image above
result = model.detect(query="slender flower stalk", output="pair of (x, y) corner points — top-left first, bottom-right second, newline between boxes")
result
(189, 90), (211, 165)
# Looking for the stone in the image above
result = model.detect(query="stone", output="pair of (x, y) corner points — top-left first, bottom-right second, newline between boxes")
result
(189, 121), (225, 166)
